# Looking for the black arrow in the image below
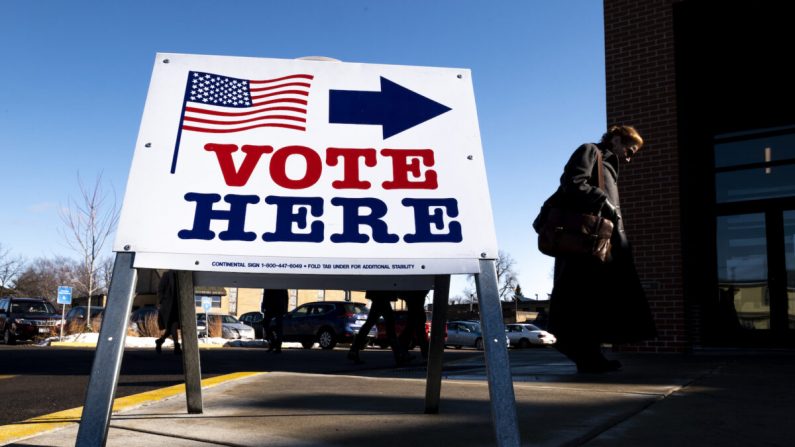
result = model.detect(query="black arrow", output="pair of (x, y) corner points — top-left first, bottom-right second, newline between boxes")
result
(329, 77), (451, 139)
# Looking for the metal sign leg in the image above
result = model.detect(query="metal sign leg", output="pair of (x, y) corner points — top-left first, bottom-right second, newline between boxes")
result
(475, 259), (521, 447)
(177, 270), (203, 413)
(425, 274), (450, 414)
(76, 252), (138, 447)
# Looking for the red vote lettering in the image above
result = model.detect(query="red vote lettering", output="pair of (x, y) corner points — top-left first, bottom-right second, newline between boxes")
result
(326, 147), (377, 189)
(205, 144), (273, 187)
(269, 145), (323, 189)
(381, 149), (438, 189)
(203, 143), (438, 190)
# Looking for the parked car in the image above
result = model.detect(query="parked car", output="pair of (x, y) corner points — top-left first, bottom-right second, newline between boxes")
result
(64, 306), (105, 328)
(198, 314), (256, 340)
(196, 315), (207, 337)
(282, 301), (369, 350)
(370, 310), (447, 349)
(130, 307), (207, 338)
(0, 297), (62, 344)
(505, 323), (556, 348)
(239, 311), (266, 339)
(445, 320), (509, 350)
(445, 321), (485, 350)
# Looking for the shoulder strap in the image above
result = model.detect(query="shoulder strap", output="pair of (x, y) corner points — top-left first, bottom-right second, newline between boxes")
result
(595, 149), (605, 190)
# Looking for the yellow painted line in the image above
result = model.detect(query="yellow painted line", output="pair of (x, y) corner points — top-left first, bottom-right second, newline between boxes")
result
(49, 342), (224, 349)
(0, 375), (14, 380)
(0, 371), (263, 445)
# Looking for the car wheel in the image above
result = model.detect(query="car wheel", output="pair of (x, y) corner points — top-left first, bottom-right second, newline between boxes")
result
(475, 338), (484, 350)
(4, 327), (15, 345)
(518, 338), (530, 349)
(317, 329), (337, 350)
(301, 340), (315, 349)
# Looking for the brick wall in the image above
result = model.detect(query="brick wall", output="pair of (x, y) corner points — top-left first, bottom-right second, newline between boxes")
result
(604, 0), (687, 352)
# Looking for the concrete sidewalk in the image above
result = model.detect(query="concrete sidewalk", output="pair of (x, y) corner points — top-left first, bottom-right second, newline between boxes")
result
(9, 349), (795, 446)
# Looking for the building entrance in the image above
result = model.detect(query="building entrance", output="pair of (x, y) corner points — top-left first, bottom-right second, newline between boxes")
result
(710, 127), (795, 346)
(714, 209), (795, 346)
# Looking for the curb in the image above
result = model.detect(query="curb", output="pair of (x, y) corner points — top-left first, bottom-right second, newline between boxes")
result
(48, 341), (225, 349)
(0, 371), (264, 445)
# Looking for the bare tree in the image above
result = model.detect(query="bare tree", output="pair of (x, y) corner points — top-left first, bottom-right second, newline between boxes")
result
(97, 255), (115, 295)
(13, 257), (77, 300)
(0, 243), (25, 296)
(59, 173), (120, 329)
(494, 250), (519, 301)
(465, 250), (520, 303)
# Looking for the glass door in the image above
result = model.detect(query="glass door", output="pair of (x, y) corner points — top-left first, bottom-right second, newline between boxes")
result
(716, 214), (770, 333)
(713, 210), (795, 345)
(783, 211), (795, 331)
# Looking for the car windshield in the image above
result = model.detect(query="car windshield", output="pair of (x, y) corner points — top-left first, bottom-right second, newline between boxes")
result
(345, 303), (369, 315)
(524, 324), (541, 331)
(221, 315), (239, 324)
(12, 301), (55, 314)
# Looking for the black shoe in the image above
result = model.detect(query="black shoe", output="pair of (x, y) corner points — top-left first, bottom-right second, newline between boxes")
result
(174, 344), (182, 355)
(396, 352), (415, 366)
(347, 350), (363, 364)
(155, 339), (163, 354)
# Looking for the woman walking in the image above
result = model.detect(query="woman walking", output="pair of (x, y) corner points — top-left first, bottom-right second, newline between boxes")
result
(539, 125), (656, 373)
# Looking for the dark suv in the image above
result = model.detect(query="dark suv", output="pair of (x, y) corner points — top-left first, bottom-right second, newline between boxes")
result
(0, 297), (62, 344)
(282, 301), (369, 349)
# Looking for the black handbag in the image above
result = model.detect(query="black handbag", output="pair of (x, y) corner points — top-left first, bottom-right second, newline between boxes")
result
(534, 150), (614, 262)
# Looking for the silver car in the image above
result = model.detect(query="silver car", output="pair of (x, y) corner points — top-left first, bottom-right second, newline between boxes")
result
(198, 314), (256, 340)
(445, 321), (485, 350)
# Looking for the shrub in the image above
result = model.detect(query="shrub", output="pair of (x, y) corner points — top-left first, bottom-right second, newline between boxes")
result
(91, 314), (103, 332)
(208, 316), (222, 338)
(135, 312), (163, 338)
(66, 319), (87, 335)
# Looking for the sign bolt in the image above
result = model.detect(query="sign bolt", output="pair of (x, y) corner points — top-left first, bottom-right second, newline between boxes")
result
(123, 245), (130, 251)
(457, 74), (463, 79)
(195, 260), (200, 265)
(163, 59), (170, 64)
(481, 252), (487, 258)
(144, 143), (151, 148)
(467, 155), (473, 160)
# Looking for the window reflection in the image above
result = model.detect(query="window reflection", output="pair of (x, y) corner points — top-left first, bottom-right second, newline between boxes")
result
(716, 214), (769, 330)
(714, 130), (795, 203)
(716, 165), (795, 203)
(784, 211), (795, 329)
(715, 132), (795, 167)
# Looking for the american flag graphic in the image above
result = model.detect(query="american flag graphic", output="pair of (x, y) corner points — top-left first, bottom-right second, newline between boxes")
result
(171, 70), (313, 173)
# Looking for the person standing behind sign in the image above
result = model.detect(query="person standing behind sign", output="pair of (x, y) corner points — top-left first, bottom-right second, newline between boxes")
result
(543, 125), (656, 373)
(155, 270), (181, 355)
(262, 289), (288, 353)
(398, 290), (430, 360)
(348, 290), (412, 365)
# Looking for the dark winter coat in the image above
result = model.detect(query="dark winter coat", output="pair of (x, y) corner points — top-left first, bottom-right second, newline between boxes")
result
(157, 270), (180, 330)
(261, 289), (289, 317)
(546, 143), (656, 345)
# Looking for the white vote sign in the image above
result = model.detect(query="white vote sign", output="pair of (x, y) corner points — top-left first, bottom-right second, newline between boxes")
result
(114, 53), (497, 275)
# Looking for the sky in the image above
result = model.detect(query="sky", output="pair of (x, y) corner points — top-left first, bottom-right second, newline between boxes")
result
(0, 0), (606, 300)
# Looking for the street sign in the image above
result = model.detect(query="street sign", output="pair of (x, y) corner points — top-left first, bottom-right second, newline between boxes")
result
(201, 296), (212, 313)
(57, 286), (72, 305)
(114, 53), (498, 276)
